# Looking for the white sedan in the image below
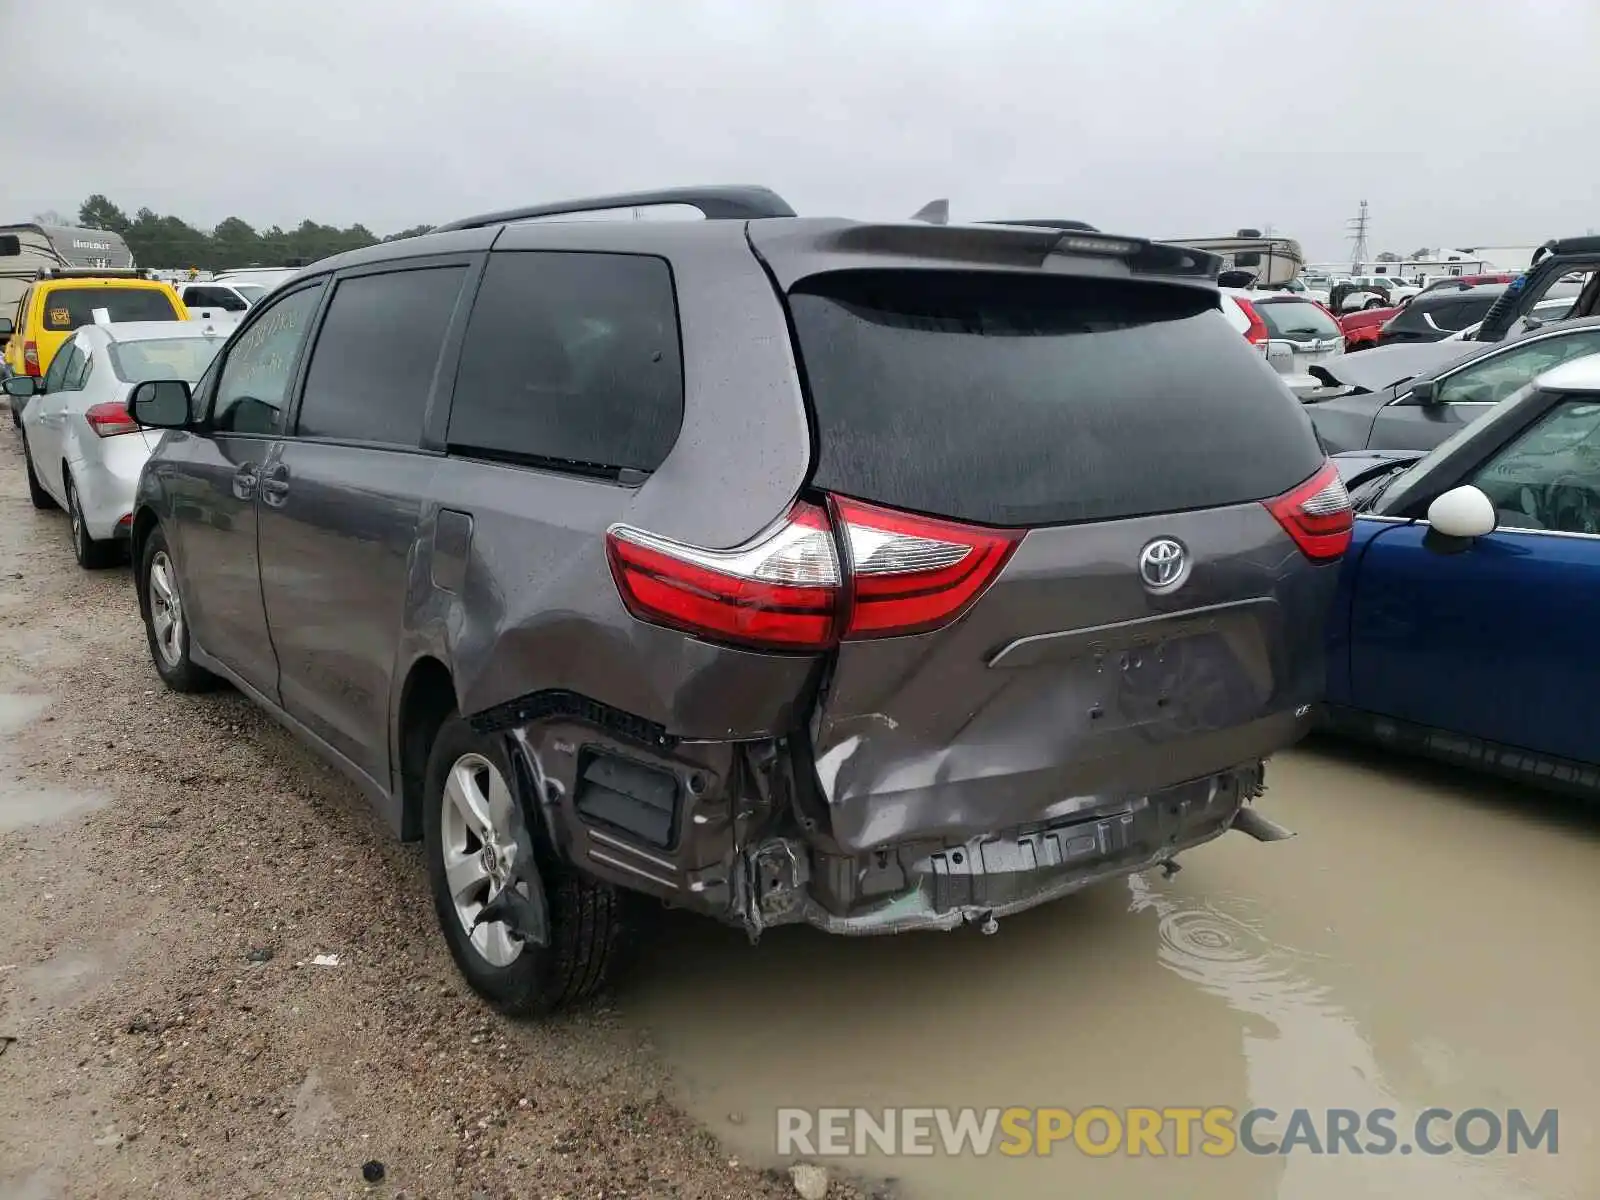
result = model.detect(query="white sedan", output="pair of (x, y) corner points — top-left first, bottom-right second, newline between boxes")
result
(5, 321), (225, 568)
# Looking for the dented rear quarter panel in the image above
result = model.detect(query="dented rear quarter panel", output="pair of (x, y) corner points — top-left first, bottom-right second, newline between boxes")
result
(425, 220), (824, 741)
(809, 503), (1339, 853)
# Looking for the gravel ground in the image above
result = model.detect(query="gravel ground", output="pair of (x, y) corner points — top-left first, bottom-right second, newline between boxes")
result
(0, 430), (872, 1199)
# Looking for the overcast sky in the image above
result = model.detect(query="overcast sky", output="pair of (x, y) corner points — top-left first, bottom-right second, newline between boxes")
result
(6, 0), (1595, 261)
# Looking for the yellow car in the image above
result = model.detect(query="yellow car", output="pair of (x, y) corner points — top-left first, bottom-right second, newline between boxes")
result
(3, 271), (189, 380)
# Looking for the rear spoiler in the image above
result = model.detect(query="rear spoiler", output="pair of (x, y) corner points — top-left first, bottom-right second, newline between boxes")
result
(904, 201), (1220, 280)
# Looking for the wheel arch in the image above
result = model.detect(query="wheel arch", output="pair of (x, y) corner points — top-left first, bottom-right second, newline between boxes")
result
(394, 654), (460, 842)
(130, 507), (163, 613)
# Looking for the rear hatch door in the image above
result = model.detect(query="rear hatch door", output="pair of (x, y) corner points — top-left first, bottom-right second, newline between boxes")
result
(776, 263), (1339, 853)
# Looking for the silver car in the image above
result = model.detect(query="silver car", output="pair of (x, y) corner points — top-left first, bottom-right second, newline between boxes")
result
(1221, 289), (1346, 396)
(6, 321), (224, 567)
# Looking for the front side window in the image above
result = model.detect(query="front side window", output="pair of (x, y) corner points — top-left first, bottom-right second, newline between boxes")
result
(40, 286), (181, 331)
(211, 284), (325, 436)
(64, 347), (94, 390)
(1436, 333), (1600, 407)
(42, 342), (81, 393)
(448, 252), (684, 474)
(294, 265), (465, 447)
(1469, 398), (1600, 533)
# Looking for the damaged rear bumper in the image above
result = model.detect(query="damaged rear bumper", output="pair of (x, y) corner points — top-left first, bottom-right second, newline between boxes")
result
(492, 702), (1279, 940)
(747, 763), (1265, 935)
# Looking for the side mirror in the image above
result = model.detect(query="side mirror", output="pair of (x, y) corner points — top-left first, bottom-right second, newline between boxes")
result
(1428, 485), (1497, 539)
(2, 375), (40, 398)
(0, 317), (12, 335)
(1410, 379), (1441, 405)
(129, 379), (195, 428)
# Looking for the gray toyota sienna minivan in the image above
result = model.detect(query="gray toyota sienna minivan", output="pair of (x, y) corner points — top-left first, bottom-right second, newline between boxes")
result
(126, 187), (1350, 1015)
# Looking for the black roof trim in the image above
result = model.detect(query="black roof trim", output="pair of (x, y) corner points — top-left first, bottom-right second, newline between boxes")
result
(435, 185), (796, 232)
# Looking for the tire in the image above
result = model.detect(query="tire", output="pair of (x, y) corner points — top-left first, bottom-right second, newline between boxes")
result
(139, 526), (219, 692)
(65, 474), (121, 570)
(424, 714), (629, 1016)
(20, 434), (56, 510)
(1364, 298), (1386, 310)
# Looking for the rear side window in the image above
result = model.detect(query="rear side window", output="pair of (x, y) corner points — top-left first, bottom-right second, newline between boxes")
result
(183, 285), (247, 312)
(448, 252), (684, 474)
(1255, 299), (1342, 341)
(295, 266), (466, 446)
(41, 286), (179, 330)
(1424, 299), (1486, 331)
(788, 271), (1323, 527)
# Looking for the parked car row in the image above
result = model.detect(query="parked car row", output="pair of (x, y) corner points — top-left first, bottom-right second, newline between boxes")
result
(7, 191), (1596, 1021)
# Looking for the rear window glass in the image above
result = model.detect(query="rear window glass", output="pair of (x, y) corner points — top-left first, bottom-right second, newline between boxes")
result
(448, 252), (684, 475)
(1255, 299), (1342, 341)
(108, 337), (224, 385)
(41, 287), (179, 331)
(788, 271), (1324, 527)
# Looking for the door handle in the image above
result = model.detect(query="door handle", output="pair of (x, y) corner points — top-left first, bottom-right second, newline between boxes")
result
(232, 464), (259, 500)
(261, 462), (290, 505)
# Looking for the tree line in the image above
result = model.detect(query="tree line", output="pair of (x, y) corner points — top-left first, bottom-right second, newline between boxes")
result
(61, 195), (435, 271)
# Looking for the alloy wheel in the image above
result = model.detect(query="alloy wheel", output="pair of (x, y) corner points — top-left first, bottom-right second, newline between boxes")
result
(439, 752), (528, 967)
(147, 550), (186, 668)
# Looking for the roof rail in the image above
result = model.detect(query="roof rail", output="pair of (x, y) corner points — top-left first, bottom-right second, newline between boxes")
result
(43, 267), (148, 280)
(434, 185), (796, 232)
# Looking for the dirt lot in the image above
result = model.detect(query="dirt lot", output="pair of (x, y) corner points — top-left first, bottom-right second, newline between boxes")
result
(3, 425), (1598, 1200)
(0, 438), (870, 1198)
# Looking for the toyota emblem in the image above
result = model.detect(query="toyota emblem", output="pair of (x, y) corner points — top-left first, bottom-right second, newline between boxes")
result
(1138, 538), (1187, 590)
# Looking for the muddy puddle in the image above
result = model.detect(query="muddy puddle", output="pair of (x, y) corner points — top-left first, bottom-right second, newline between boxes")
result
(626, 744), (1600, 1199)
(0, 692), (112, 832)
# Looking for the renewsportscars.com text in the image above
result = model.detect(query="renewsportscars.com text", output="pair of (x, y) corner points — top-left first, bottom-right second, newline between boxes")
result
(776, 1106), (1559, 1158)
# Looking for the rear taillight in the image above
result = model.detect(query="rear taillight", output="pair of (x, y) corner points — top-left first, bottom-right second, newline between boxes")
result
(830, 496), (1021, 638)
(85, 401), (140, 438)
(1234, 297), (1269, 347)
(606, 502), (841, 650)
(606, 496), (1021, 651)
(23, 340), (40, 376)
(1264, 461), (1353, 563)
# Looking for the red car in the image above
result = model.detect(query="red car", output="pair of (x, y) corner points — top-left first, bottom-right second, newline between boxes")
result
(1338, 273), (1517, 350)
(1338, 305), (1398, 351)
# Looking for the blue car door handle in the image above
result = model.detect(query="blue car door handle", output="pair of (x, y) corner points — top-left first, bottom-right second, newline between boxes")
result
(261, 462), (290, 505)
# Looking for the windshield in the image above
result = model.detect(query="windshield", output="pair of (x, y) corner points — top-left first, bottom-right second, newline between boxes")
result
(40, 287), (180, 330)
(1255, 299), (1342, 341)
(234, 284), (267, 303)
(108, 336), (224, 385)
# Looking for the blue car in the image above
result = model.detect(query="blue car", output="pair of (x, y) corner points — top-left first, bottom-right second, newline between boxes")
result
(1324, 353), (1600, 795)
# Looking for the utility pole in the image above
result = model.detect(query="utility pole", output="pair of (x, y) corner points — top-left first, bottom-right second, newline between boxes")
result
(1347, 200), (1370, 270)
